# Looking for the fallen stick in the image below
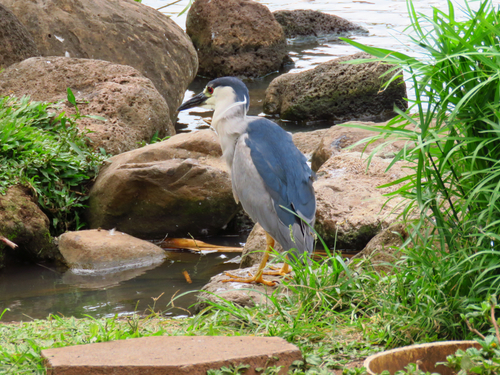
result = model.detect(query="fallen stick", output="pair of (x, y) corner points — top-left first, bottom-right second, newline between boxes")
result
(0, 236), (18, 249)
(158, 238), (242, 253)
(158, 238), (359, 258)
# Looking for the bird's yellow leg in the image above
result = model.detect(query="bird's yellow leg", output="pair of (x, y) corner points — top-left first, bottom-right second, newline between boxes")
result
(222, 232), (276, 286)
(263, 259), (291, 276)
(263, 262), (291, 276)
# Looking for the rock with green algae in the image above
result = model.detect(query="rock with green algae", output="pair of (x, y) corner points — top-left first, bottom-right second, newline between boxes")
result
(263, 52), (407, 123)
(0, 185), (59, 268)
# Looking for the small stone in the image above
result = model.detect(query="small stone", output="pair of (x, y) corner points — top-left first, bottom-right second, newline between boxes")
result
(196, 263), (287, 309)
(58, 229), (166, 273)
(42, 336), (302, 375)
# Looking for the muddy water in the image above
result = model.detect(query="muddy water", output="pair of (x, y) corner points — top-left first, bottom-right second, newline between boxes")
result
(0, 0), (472, 321)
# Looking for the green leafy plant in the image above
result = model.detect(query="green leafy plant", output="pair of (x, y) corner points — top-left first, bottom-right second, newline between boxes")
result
(0, 91), (107, 234)
(334, 0), (500, 345)
(380, 363), (438, 375)
(441, 296), (500, 375)
(207, 363), (251, 375)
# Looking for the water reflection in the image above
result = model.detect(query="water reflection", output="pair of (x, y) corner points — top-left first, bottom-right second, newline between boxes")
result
(62, 262), (164, 290)
(0, 250), (240, 321)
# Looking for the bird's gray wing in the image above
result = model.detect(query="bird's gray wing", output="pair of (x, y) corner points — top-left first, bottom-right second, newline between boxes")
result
(244, 118), (316, 254)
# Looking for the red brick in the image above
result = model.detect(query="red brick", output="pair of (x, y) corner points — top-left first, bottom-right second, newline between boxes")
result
(42, 336), (302, 374)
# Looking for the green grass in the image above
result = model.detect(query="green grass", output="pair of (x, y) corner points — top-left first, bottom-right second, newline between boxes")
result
(3, 0), (500, 373)
(0, 92), (106, 234)
(0, 301), (376, 374)
(333, 0), (500, 345)
(0, 313), (175, 374)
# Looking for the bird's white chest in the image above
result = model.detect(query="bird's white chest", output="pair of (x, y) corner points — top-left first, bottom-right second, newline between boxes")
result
(212, 118), (248, 171)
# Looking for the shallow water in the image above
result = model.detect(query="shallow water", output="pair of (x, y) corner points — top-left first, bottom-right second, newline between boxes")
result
(0, 243), (242, 321)
(153, 0), (475, 132)
(0, 0), (476, 321)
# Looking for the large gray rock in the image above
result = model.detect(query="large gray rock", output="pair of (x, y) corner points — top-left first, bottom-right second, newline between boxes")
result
(58, 229), (166, 273)
(0, 3), (39, 69)
(0, 185), (58, 267)
(0, 0), (197, 122)
(87, 130), (239, 239)
(310, 121), (408, 171)
(0, 57), (173, 155)
(314, 151), (407, 250)
(186, 0), (288, 78)
(350, 223), (407, 275)
(264, 52), (407, 122)
(273, 9), (368, 38)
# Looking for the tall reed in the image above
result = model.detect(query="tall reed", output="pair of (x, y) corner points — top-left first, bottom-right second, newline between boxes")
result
(338, 0), (500, 343)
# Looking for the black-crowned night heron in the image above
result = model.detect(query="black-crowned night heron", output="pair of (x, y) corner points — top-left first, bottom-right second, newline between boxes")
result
(178, 77), (316, 286)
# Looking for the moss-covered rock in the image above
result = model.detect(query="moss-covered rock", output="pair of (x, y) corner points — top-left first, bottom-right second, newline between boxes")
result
(264, 52), (407, 123)
(0, 185), (59, 267)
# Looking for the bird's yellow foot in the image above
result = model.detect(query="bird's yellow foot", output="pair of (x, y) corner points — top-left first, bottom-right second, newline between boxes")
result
(262, 263), (291, 277)
(222, 271), (276, 287)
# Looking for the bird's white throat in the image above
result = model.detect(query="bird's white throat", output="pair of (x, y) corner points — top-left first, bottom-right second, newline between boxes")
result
(211, 87), (249, 170)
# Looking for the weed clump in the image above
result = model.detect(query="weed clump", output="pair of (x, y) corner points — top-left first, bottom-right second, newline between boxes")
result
(0, 93), (106, 234)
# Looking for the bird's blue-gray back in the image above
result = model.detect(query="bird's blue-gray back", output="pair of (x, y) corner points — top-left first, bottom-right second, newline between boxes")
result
(244, 118), (316, 232)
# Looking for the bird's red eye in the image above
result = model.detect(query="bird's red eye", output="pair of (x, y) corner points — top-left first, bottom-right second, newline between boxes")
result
(207, 86), (214, 95)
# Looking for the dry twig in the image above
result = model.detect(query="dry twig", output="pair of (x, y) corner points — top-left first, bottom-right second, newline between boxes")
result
(491, 302), (500, 343)
(0, 236), (18, 249)
(465, 318), (486, 340)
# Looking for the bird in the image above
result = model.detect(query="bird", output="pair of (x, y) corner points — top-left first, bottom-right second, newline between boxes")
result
(177, 77), (316, 286)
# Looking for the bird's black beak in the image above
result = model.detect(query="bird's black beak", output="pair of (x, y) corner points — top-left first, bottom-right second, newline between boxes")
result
(177, 92), (208, 111)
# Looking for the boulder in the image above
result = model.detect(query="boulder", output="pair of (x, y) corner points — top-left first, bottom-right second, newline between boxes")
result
(0, 0), (197, 121)
(196, 263), (285, 311)
(0, 3), (39, 69)
(87, 130), (239, 239)
(314, 151), (407, 250)
(240, 223), (284, 268)
(58, 229), (166, 273)
(264, 52), (407, 122)
(350, 223), (407, 274)
(0, 57), (172, 155)
(0, 185), (58, 267)
(292, 128), (328, 156)
(310, 122), (408, 171)
(273, 9), (368, 38)
(186, 0), (288, 78)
